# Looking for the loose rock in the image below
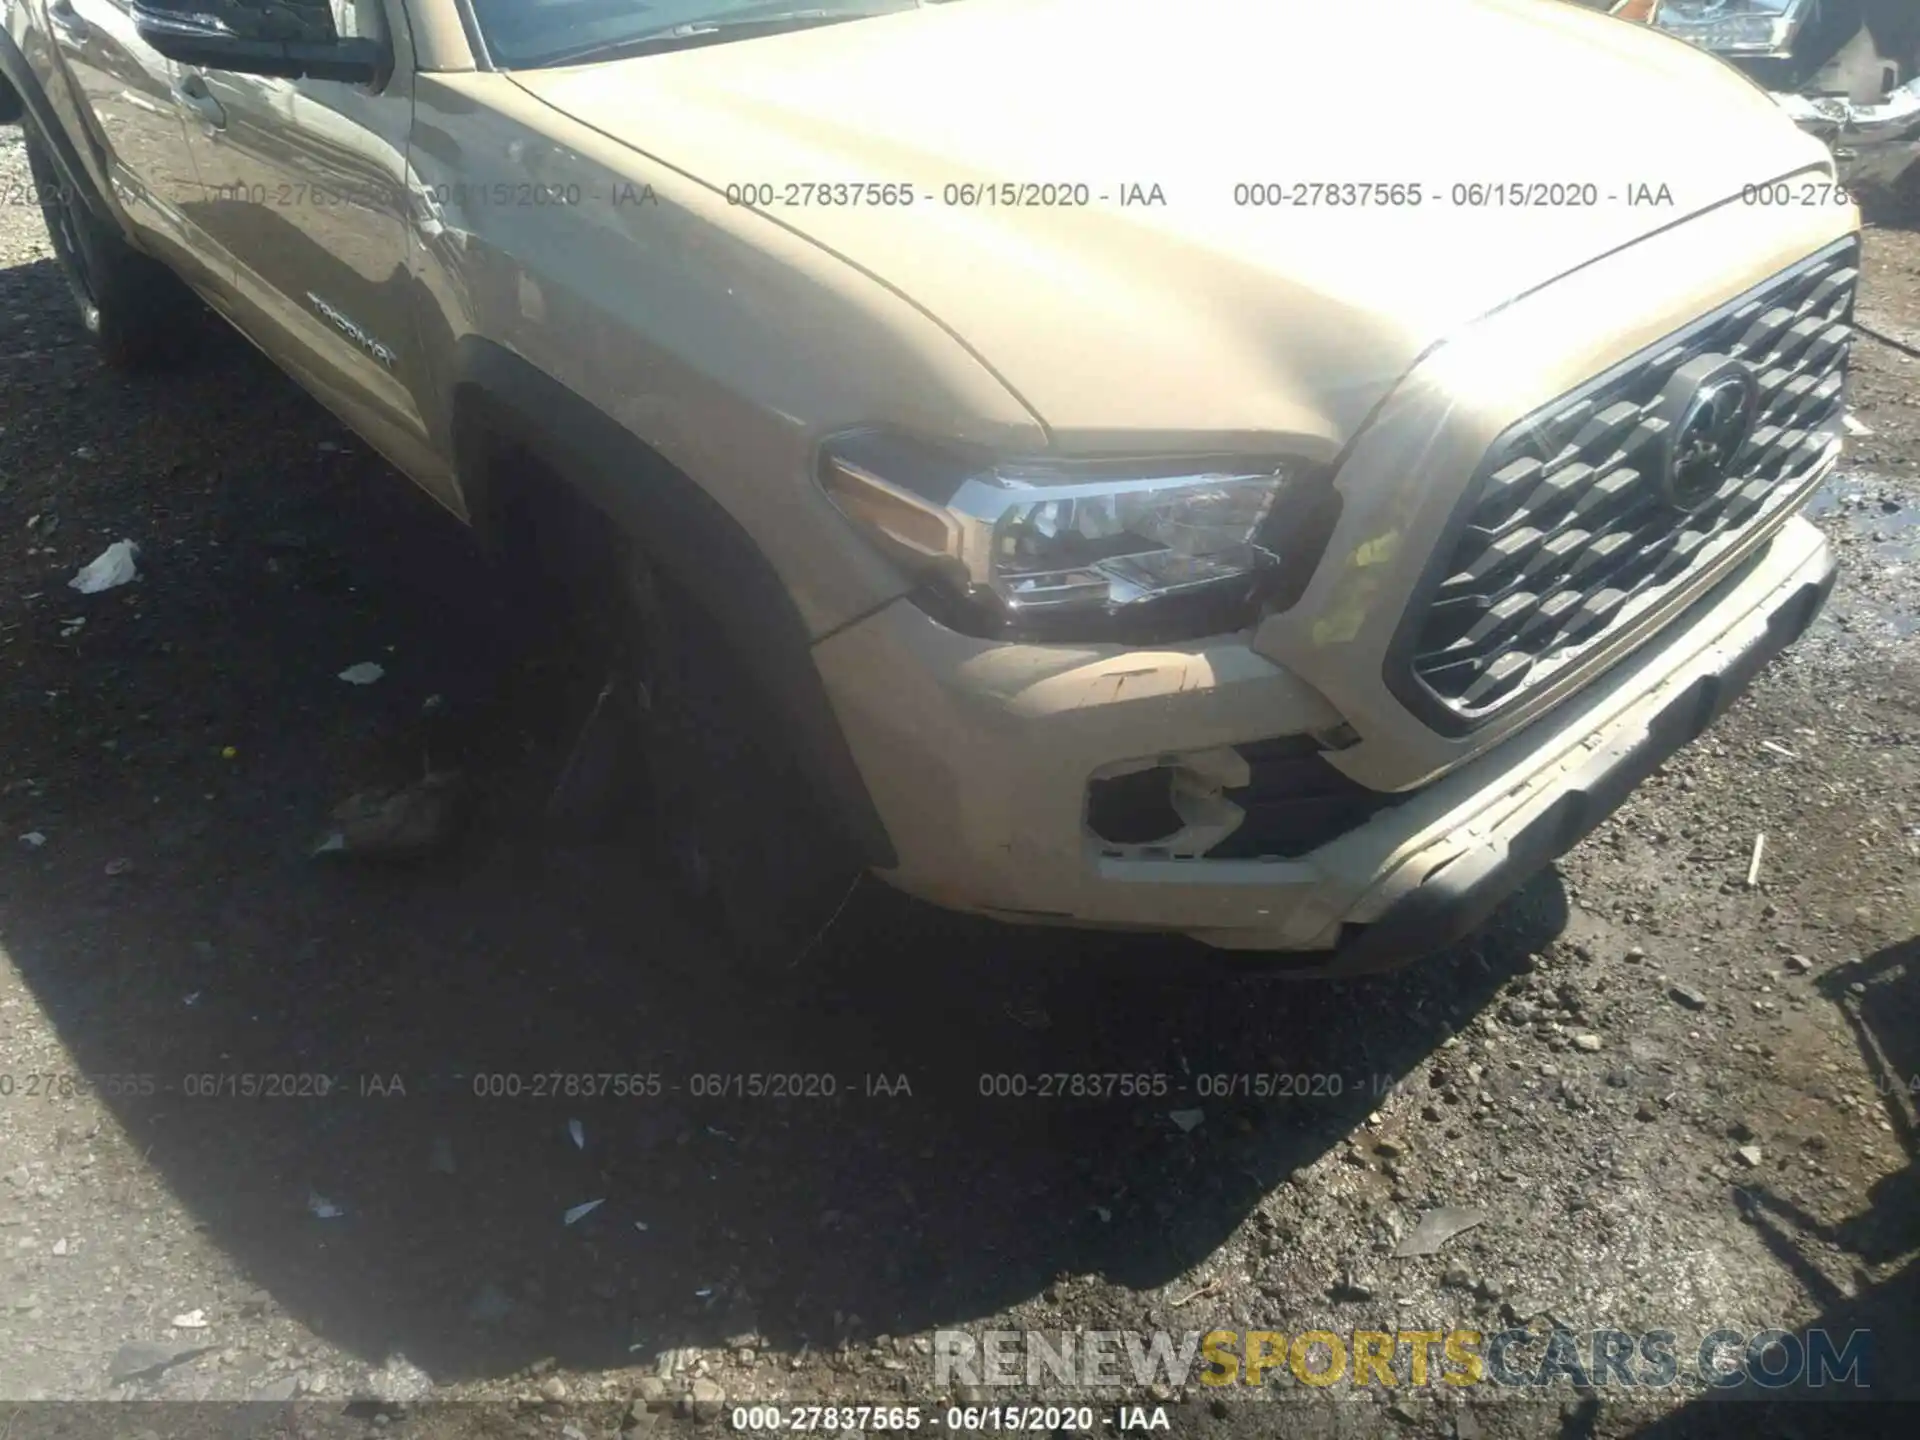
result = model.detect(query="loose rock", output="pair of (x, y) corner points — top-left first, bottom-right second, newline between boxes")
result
(630, 1376), (672, 1413)
(688, 1378), (726, 1421)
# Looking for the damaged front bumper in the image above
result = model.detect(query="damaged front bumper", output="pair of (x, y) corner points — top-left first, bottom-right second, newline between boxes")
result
(1632, 0), (1920, 188)
(813, 510), (1836, 969)
(1773, 79), (1920, 187)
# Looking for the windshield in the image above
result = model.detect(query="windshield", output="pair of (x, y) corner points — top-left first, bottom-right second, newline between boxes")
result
(471, 0), (938, 69)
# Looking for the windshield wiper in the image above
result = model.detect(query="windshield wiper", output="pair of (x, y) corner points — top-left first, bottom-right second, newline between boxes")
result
(529, 8), (907, 68)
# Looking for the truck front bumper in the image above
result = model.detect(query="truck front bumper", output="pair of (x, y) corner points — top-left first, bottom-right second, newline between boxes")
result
(1775, 81), (1920, 189)
(812, 514), (1835, 972)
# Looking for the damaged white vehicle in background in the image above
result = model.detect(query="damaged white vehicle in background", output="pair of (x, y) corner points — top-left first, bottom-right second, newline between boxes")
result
(1611, 1), (1920, 188)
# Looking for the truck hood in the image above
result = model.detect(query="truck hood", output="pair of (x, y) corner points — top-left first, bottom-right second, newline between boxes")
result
(513, 0), (1830, 449)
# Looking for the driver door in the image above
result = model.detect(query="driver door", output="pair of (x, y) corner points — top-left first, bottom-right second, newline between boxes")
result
(170, 0), (448, 500)
(43, 0), (217, 287)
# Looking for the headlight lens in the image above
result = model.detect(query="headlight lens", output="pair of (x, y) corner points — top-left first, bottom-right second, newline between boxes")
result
(820, 431), (1326, 639)
(1652, 0), (1804, 54)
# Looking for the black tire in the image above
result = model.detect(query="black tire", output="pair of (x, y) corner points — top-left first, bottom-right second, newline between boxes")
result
(616, 545), (866, 968)
(23, 124), (196, 370)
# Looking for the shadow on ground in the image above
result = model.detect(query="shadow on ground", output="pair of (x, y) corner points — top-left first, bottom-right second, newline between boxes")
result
(1628, 935), (1920, 1438)
(0, 251), (1569, 1387)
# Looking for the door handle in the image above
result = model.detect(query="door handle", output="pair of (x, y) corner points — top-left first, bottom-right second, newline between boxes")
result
(175, 73), (226, 130)
(48, 0), (89, 40)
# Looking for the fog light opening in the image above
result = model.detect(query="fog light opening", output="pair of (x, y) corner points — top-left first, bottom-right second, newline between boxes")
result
(1086, 747), (1251, 856)
(1086, 765), (1183, 846)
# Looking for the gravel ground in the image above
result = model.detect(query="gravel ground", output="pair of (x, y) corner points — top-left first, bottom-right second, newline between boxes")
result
(1, 125), (1918, 1440)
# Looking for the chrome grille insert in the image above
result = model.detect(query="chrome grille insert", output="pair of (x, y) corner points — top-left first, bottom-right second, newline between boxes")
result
(1395, 238), (1856, 732)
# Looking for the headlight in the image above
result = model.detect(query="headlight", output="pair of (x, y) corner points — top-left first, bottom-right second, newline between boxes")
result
(1651, 0), (1806, 55)
(819, 430), (1335, 641)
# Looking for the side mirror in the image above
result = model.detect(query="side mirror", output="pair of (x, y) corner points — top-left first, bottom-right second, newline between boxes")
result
(132, 0), (385, 84)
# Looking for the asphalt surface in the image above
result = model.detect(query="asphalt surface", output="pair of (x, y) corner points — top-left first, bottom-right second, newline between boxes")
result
(2, 127), (1919, 1440)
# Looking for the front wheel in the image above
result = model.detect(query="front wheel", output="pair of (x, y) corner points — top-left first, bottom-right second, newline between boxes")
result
(616, 547), (867, 967)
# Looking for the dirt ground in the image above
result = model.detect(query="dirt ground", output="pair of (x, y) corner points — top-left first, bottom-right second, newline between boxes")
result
(2, 128), (1919, 1440)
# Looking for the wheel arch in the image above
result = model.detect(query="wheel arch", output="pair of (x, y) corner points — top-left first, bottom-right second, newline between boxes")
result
(448, 336), (897, 871)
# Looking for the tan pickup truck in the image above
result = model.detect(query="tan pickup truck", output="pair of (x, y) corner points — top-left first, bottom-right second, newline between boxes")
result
(1, 0), (1858, 971)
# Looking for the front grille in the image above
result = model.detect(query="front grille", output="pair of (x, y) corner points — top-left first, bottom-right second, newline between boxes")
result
(1396, 238), (1856, 731)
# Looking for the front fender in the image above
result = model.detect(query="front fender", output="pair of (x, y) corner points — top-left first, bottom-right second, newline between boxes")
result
(1, 6), (116, 225)
(449, 338), (899, 872)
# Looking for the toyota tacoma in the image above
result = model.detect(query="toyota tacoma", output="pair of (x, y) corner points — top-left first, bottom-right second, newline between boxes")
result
(0, 0), (1857, 971)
